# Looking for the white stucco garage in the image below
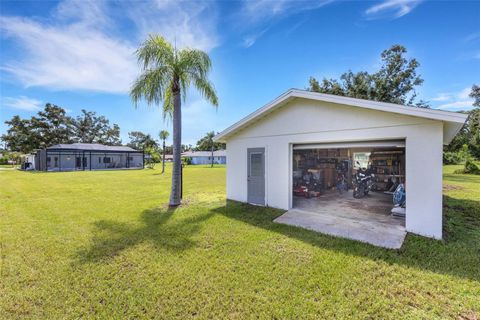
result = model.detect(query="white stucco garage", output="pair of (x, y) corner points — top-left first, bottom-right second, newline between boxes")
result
(215, 89), (468, 242)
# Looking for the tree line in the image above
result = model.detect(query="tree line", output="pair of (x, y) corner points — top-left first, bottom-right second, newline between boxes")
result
(308, 44), (480, 161)
(1, 102), (226, 159)
(1, 104), (121, 154)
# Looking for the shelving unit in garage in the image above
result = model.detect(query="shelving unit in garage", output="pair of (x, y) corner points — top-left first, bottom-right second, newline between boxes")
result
(370, 150), (405, 192)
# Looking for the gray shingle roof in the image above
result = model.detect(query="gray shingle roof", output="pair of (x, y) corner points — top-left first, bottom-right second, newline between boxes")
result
(47, 143), (138, 152)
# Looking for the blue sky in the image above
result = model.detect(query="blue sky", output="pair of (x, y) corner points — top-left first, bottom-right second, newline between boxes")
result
(1, 0), (479, 146)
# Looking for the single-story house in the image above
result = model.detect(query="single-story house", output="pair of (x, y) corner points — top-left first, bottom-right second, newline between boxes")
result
(163, 154), (174, 162)
(214, 89), (467, 243)
(34, 143), (144, 171)
(181, 150), (226, 165)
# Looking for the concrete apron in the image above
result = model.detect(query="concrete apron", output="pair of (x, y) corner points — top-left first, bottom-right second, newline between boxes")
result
(274, 208), (407, 249)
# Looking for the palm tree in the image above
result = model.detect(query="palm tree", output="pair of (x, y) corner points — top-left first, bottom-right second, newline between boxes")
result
(205, 131), (215, 168)
(159, 130), (169, 174)
(131, 35), (218, 206)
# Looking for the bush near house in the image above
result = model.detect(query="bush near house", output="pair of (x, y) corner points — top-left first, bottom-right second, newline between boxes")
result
(454, 160), (480, 175)
(0, 164), (479, 318)
(443, 151), (463, 165)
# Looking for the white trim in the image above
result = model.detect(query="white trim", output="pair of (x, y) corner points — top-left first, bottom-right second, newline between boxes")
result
(293, 140), (405, 150)
(214, 89), (468, 143)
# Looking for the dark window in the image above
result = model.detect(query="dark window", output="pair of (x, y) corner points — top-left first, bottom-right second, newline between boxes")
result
(75, 157), (87, 168)
(46, 157), (51, 163)
(103, 157), (111, 163)
(99, 157), (102, 163)
(128, 156), (133, 161)
(54, 157), (59, 167)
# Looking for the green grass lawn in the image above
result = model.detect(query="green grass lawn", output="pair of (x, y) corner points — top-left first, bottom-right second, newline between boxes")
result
(1, 164), (479, 319)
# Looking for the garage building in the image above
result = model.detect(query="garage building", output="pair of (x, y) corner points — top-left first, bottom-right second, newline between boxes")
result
(214, 89), (467, 246)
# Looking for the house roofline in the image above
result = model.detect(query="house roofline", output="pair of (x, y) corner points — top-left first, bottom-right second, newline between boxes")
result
(214, 89), (468, 143)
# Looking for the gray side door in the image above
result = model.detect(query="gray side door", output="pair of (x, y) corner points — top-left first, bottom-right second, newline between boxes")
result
(247, 148), (265, 206)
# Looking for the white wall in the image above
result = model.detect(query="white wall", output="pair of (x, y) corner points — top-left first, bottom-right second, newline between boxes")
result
(190, 156), (226, 165)
(225, 98), (444, 239)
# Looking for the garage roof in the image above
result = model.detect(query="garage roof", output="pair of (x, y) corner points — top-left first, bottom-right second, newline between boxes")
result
(214, 89), (468, 144)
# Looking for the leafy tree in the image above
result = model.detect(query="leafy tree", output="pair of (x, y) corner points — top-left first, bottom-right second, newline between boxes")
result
(1, 104), (123, 154)
(71, 110), (122, 145)
(159, 130), (170, 174)
(195, 131), (225, 167)
(30, 103), (73, 148)
(1, 116), (37, 153)
(308, 45), (427, 107)
(445, 85), (480, 159)
(127, 131), (158, 150)
(131, 34), (218, 206)
(195, 131), (225, 151)
(144, 146), (161, 169)
(182, 144), (193, 152)
(102, 124), (122, 146)
(1, 103), (73, 153)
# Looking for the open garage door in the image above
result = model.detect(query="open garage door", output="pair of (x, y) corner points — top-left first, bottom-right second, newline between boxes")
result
(292, 140), (406, 226)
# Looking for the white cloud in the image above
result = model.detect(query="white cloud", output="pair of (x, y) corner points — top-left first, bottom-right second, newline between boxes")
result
(434, 86), (474, 111)
(464, 31), (480, 43)
(124, 0), (218, 52)
(0, 0), (219, 94)
(0, 8), (137, 93)
(242, 28), (269, 48)
(436, 100), (474, 110)
(242, 0), (331, 23)
(239, 0), (331, 47)
(458, 87), (472, 100)
(431, 93), (451, 102)
(2, 96), (42, 111)
(365, 0), (422, 19)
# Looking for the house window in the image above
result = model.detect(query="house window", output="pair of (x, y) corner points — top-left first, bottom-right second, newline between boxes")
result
(54, 157), (58, 167)
(128, 156), (133, 161)
(47, 157), (51, 164)
(103, 157), (111, 163)
(99, 157), (102, 164)
(76, 157), (87, 168)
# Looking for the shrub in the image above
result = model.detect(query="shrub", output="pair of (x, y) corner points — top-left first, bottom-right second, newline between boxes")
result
(454, 161), (480, 175)
(465, 160), (480, 175)
(443, 151), (463, 164)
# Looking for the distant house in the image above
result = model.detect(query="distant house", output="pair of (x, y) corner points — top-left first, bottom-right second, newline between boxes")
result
(34, 143), (144, 171)
(182, 150), (226, 165)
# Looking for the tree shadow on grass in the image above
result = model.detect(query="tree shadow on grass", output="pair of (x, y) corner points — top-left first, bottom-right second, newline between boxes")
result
(443, 173), (480, 184)
(212, 198), (480, 281)
(75, 206), (215, 264)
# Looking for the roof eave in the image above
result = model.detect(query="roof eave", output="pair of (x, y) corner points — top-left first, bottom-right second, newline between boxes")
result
(214, 89), (469, 143)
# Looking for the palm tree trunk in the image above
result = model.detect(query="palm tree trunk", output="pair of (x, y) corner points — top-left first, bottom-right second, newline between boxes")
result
(169, 89), (182, 206)
(211, 144), (214, 168)
(162, 139), (166, 174)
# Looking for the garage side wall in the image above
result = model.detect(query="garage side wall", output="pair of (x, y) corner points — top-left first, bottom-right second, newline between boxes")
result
(225, 99), (444, 239)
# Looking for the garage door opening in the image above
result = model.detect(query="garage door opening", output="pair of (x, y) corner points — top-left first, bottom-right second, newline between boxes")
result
(291, 140), (406, 230)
